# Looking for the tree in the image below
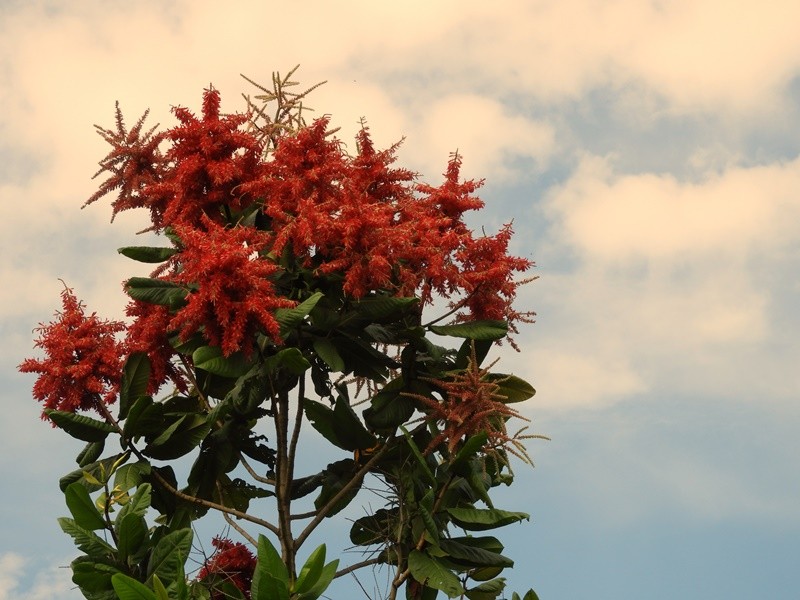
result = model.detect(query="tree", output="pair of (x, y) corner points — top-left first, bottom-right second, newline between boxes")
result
(19, 66), (545, 600)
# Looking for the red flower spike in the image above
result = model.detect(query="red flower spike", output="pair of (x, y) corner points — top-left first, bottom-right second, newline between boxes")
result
(168, 216), (295, 356)
(197, 537), (256, 599)
(18, 286), (126, 419)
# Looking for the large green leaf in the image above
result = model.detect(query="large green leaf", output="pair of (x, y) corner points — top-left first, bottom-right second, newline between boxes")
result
(314, 459), (361, 517)
(486, 374), (535, 403)
(429, 320), (508, 341)
(145, 414), (210, 460)
(363, 378), (415, 431)
(117, 513), (148, 563)
(293, 544), (326, 595)
(59, 453), (129, 493)
(71, 556), (122, 596)
(76, 440), (105, 468)
(400, 426), (435, 485)
(123, 395), (163, 439)
(120, 353), (151, 419)
(274, 291), (323, 335)
(118, 246), (178, 264)
(146, 529), (192, 586)
(65, 482), (106, 530)
(125, 277), (187, 308)
(116, 484), (152, 524)
(465, 578), (506, 600)
(349, 507), (398, 546)
(45, 410), (115, 442)
(446, 508), (529, 531)
(58, 518), (115, 556)
(312, 338), (345, 372)
(251, 535), (289, 599)
(111, 573), (157, 600)
(114, 462), (152, 492)
(304, 398), (376, 452)
(296, 557), (338, 600)
(193, 346), (253, 378)
(263, 347), (311, 375)
(437, 538), (513, 568)
(407, 551), (464, 598)
(450, 432), (488, 474)
(352, 295), (418, 321)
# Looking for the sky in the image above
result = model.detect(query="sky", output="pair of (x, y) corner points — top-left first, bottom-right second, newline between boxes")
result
(2, 1), (800, 598)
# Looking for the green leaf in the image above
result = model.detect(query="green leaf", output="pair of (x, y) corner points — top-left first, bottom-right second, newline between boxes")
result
(117, 514), (148, 563)
(71, 556), (122, 595)
(438, 539), (513, 568)
(263, 347), (311, 375)
(118, 246), (178, 264)
(65, 482), (106, 530)
(455, 339), (493, 370)
(145, 414), (210, 460)
(111, 573), (157, 600)
(465, 578), (506, 600)
(125, 277), (187, 308)
(408, 551), (464, 598)
(352, 295), (419, 320)
(60, 453), (129, 492)
(45, 410), (115, 442)
(446, 508), (530, 531)
(117, 484), (152, 524)
(312, 338), (345, 372)
(251, 535), (289, 599)
(294, 544), (326, 595)
(193, 346), (253, 378)
(450, 432), (488, 474)
(58, 517), (115, 556)
(314, 459), (361, 517)
(349, 507), (398, 546)
(296, 558), (338, 600)
(487, 374), (535, 403)
(120, 353), (151, 419)
(400, 426), (435, 485)
(274, 291), (323, 335)
(304, 398), (376, 452)
(123, 395), (162, 439)
(147, 529), (192, 586)
(152, 575), (170, 600)
(363, 378), (415, 431)
(114, 462), (152, 492)
(429, 320), (508, 341)
(77, 440), (105, 468)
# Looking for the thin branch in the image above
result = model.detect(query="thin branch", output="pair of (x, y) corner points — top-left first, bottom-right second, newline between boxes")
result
(290, 509), (318, 521)
(223, 512), (258, 547)
(295, 443), (392, 550)
(334, 557), (384, 580)
(239, 454), (276, 486)
(287, 374), (305, 480)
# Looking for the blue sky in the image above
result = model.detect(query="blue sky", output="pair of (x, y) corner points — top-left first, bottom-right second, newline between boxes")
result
(2, 1), (800, 598)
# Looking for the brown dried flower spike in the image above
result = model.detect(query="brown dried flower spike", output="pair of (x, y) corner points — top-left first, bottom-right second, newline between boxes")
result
(410, 342), (534, 463)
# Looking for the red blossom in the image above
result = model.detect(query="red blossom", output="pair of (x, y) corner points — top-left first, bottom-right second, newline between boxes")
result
(167, 216), (295, 356)
(18, 286), (126, 419)
(87, 88), (265, 231)
(197, 537), (256, 599)
(124, 300), (189, 394)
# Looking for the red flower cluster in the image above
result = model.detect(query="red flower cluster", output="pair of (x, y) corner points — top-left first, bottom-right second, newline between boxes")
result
(87, 87), (264, 231)
(168, 216), (295, 356)
(70, 87), (534, 394)
(18, 286), (125, 419)
(197, 537), (257, 599)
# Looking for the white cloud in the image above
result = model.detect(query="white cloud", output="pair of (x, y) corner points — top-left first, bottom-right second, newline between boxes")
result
(545, 155), (800, 263)
(0, 554), (78, 600)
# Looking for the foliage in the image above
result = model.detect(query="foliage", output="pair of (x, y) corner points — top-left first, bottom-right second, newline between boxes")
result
(20, 66), (545, 599)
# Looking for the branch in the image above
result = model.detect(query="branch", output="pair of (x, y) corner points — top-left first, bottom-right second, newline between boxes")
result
(295, 443), (391, 550)
(334, 557), (384, 580)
